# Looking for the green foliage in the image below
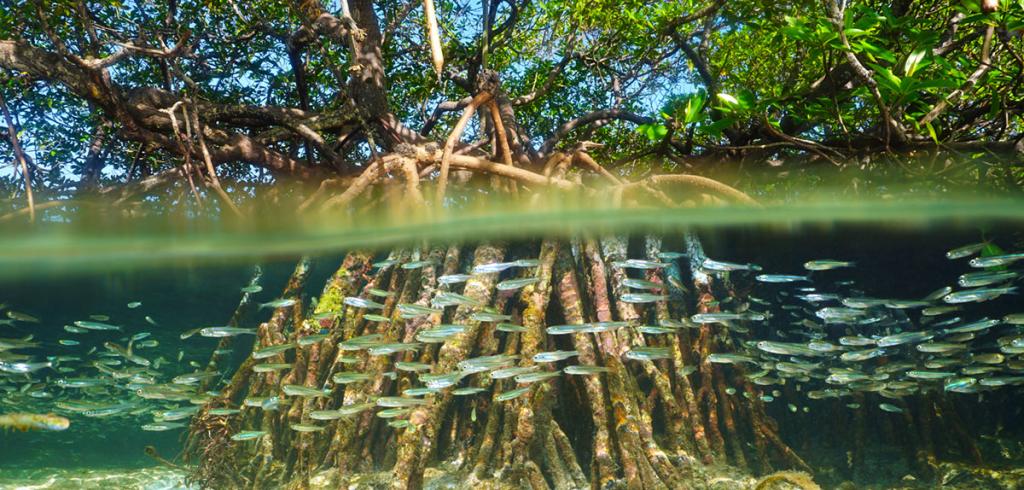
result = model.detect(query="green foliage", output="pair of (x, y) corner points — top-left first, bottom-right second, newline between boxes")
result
(0, 0), (1022, 207)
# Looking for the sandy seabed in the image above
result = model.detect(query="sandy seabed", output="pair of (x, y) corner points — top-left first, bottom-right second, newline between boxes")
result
(0, 467), (194, 490)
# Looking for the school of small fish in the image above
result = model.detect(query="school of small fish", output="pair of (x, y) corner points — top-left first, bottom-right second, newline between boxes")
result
(0, 240), (1020, 440)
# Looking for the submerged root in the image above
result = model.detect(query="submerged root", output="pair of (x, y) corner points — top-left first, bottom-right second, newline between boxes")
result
(182, 237), (919, 490)
(752, 471), (822, 490)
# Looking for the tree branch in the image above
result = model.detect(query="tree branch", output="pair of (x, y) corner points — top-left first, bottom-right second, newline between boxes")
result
(539, 109), (653, 156)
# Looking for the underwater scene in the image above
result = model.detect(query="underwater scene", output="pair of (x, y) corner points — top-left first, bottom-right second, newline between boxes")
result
(1, 212), (1023, 490)
(4, 0), (1024, 488)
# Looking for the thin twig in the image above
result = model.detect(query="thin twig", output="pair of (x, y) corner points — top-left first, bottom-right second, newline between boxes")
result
(488, 100), (518, 195)
(189, 101), (244, 217)
(919, 25), (995, 127)
(436, 92), (492, 207)
(0, 90), (35, 222)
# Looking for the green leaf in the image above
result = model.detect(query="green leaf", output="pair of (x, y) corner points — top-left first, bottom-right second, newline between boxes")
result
(702, 118), (735, 138)
(683, 92), (706, 124)
(637, 123), (668, 142)
(867, 63), (902, 93)
(924, 121), (939, 145)
(717, 93), (739, 106)
(904, 48), (927, 77)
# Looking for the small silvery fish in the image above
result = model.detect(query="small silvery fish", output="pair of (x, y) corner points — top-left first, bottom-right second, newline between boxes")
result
(208, 408), (241, 416)
(515, 371), (561, 383)
(947, 242), (988, 259)
(1004, 313), (1024, 325)
(958, 270), (1019, 287)
(252, 343), (296, 359)
(941, 317), (1000, 335)
(282, 384), (329, 397)
(403, 388), (437, 397)
(402, 259), (437, 270)
(373, 259), (399, 268)
(310, 410), (346, 420)
(260, 298), (298, 309)
(396, 361), (433, 372)
(657, 252), (687, 260)
(142, 423), (185, 431)
(969, 252), (1024, 268)
(420, 372), (465, 389)
(815, 307), (865, 322)
(438, 274), (471, 285)
(839, 348), (887, 362)
(804, 260), (855, 271)
(472, 262), (517, 274)
(338, 333), (385, 350)
(513, 258), (541, 267)
(624, 347), (672, 361)
(298, 334), (330, 346)
(906, 370), (955, 380)
(877, 331), (934, 347)
(377, 408), (412, 419)
(367, 288), (394, 298)
(253, 363), (293, 373)
(432, 292), (482, 307)
(337, 405), (378, 415)
(127, 301), (142, 309)
(453, 387), (487, 395)
(496, 277), (541, 291)
(840, 297), (888, 308)
(755, 274), (809, 283)
(232, 431), (268, 441)
(533, 350), (579, 362)
(416, 325), (466, 343)
(622, 278), (665, 290)
(368, 342), (422, 356)
(496, 387), (531, 401)
(470, 311), (512, 322)
(692, 312), (767, 324)
(332, 372), (374, 384)
(88, 314), (109, 321)
(702, 258), (761, 272)
(621, 293), (667, 304)
(74, 320), (121, 331)
(612, 259), (666, 270)
(636, 325), (675, 334)
(160, 406), (200, 421)
(376, 397), (429, 408)
(564, 365), (610, 375)
(240, 285), (263, 293)
(145, 316), (159, 326)
(200, 326), (256, 338)
(546, 324), (593, 335)
(916, 342), (966, 354)
(944, 377), (978, 392)
(756, 341), (823, 357)
(344, 297), (385, 309)
(397, 304), (443, 318)
(491, 366), (539, 379)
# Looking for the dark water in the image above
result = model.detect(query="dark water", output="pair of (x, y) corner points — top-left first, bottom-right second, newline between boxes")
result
(0, 258), (333, 487)
(0, 219), (1022, 488)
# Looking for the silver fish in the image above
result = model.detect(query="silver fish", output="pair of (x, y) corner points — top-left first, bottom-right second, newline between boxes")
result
(803, 259), (855, 271)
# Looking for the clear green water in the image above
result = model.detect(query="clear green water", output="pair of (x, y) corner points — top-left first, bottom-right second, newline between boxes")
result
(0, 200), (1022, 489)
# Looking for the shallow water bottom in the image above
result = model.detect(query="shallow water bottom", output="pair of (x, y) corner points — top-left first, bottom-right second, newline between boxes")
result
(0, 467), (193, 490)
